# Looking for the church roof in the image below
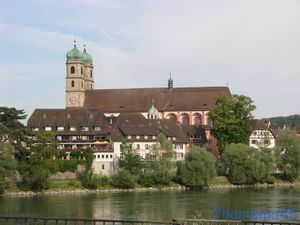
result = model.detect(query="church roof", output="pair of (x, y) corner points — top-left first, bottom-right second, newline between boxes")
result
(83, 86), (231, 113)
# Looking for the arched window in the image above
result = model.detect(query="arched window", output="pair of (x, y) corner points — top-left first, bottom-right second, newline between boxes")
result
(90, 70), (93, 78)
(71, 66), (75, 74)
(81, 81), (83, 88)
(81, 67), (83, 74)
(167, 113), (177, 122)
(181, 113), (189, 125)
(71, 80), (75, 87)
(194, 113), (202, 126)
(90, 84), (92, 89)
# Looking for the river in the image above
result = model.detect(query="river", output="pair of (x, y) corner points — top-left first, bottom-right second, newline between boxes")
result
(0, 188), (300, 221)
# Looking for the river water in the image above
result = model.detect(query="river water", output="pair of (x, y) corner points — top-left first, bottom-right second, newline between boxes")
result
(0, 188), (300, 221)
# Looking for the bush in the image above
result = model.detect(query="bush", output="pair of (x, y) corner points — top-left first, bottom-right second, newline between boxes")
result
(110, 170), (135, 189)
(176, 146), (216, 188)
(138, 172), (155, 187)
(222, 144), (275, 185)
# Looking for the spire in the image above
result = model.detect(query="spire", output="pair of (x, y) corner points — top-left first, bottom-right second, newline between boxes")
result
(168, 72), (173, 89)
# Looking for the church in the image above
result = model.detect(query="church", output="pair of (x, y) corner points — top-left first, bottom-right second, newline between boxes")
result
(27, 42), (232, 175)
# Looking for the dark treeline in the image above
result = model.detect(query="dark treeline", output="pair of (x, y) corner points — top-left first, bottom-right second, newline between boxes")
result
(265, 114), (300, 130)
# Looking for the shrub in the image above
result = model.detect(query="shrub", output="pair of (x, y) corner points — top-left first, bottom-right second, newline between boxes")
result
(222, 144), (275, 185)
(137, 172), (155, 187)
(176, 146), (216, 188)
(49, 160), (84, 173)
(110, 170), (135, 189)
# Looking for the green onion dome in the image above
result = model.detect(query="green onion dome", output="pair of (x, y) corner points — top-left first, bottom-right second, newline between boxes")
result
(66, 43), (84, 62)
(148, 104), (159, 116)
(83, 48), (93, 64)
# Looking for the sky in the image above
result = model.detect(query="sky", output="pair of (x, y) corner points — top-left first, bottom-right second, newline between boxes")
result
(0, 0), (299, 121)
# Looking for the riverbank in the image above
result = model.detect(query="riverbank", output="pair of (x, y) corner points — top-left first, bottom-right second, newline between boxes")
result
(2, 180), (300, 198)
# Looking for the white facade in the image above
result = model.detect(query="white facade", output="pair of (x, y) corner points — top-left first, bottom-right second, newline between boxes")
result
(249, 129), (276, 149)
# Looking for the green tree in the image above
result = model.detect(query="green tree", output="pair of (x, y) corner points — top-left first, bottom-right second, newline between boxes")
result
(145, 133), (175, 185)
(0, 107), (28, 160)
(0, 143), (17, 194)
(276, 129), (300, 182)
(119, 139), (143, 175)
(19, 144), (51, 191)
(222, 143), (275, 185)
(177, 145), (216, 188)
(208, 94), (256, 154)
(80, 148), (99, 189)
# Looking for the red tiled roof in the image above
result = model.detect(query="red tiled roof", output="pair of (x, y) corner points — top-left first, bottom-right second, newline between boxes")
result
(83, 87), (231, 113)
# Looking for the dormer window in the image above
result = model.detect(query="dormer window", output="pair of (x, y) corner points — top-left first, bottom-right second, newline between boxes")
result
(127, 135), (131, 139)
(32, 127), (39, 131)
(70, 126), (76, 131)
(144, 135), (148, 140)
(82, 127), (89, 131)
(136, 135), (140, 140)
(45, 127), (52, 131)
(94, 126), (101, 131)
(57, 127), (64, 131)
(152, 136), (156, 140)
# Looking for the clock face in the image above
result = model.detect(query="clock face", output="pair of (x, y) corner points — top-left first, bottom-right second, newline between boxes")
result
(69, 97), (76, 105)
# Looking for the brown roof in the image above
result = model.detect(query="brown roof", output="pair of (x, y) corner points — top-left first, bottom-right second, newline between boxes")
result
(83, 87), (231, 113)
(27, 108), (110, 133)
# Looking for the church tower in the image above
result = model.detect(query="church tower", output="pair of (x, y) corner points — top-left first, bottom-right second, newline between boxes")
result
(66, 41), (94, 108)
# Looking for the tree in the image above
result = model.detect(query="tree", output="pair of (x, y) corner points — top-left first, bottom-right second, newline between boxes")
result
(177, 145), (216, 188)
(208, 94), (256, 155)
(0, 107), (28, 160)
(19, 144), (51, 191)
(276, 129), (300, 182)
(80, 148), (100, 189)
(145, 133), (175, 185)
(222, 144), (275, 185)
(119, 139), (143, 175)
(0, 143), (17, 194)
(110, 170), (135, 189)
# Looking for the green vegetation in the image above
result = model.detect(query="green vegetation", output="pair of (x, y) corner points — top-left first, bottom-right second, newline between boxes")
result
(267, 114), (300, 130)
(177, 145), (216, 188)
(0, 143), (17, 194)
(222, 144), (275, 185)
(110, 170), (135, 189)
(208, 94), (256, 154)
(49, 160), (83, 173)
(275, 129), (300, 182)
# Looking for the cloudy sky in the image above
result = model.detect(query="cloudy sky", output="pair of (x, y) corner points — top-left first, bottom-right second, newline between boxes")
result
(0, 0), (299, 120)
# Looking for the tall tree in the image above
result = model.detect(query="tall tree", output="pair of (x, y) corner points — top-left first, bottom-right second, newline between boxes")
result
(276, 129), (300, 182)
(0, 107), (28, 160)
(208, 94), (256, 155)
(0, 143), (17, 194)
(119, 139), (143, 175)
(145, 133), (175, 185)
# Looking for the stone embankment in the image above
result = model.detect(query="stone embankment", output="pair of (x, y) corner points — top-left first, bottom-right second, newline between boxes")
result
(209, 182), (300, 189)
(1, 186), (187, 198)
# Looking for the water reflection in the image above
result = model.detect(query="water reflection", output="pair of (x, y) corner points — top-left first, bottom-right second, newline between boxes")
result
(0, 188), (299, 220)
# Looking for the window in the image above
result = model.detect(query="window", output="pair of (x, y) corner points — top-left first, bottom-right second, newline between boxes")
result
(194, 114), (202, 126)
(71, 66), (75, 74)
(94, 126), (101, 131)
(136, 144), (140, 150)
(91, 84), (92, 89)
(90, 70), (93, 78)
(32, 127), (39, 131)
(172, 137), (176, 141)
(264, 139), (270, 145)
(45, 127), (52, 131)
(82, 127), (89, 131)
(127, 135), (132, 139)
(57, 136), (62, 141)
(182, 114), (189, 125)
(81, 67), (83, 74)
(70, 126), (76, 131)
(110, 154), (113, 158)
(106, 154), (108, 158)
(71, 136), (77, 141)
(71, 80), (75, 88)
(102, 155), (104, 159)
(152, 136), (156, 140)
(251, 140), (257, 144)
(102, 164), (104, 170)
(253, 131), (257, 135)
(136, 135), (140, 139)
(67, 114), (71, 119)
(57, 127), (64, 131)
(97, 155), (100, 159)
(81, 81), (83, 88)
(145, 144), (149, 149)
(82, 136), (88, 141)
(144, 135), (148, 140)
